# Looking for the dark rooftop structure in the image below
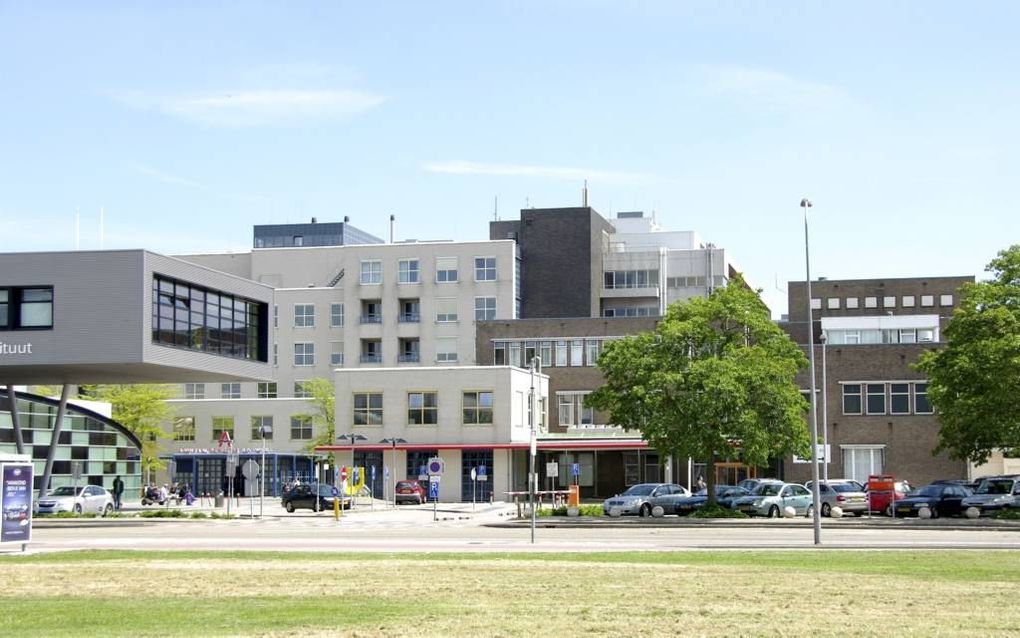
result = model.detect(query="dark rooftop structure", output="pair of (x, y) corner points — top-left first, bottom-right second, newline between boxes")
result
(253, 218), (384, 249)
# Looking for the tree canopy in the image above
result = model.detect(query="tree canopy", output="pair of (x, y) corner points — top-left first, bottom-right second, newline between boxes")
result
(916, 245), (1020, 463)
(300, 378), (337, 458)
(88, 384), (177, 479)
(588, 276), (810, 504)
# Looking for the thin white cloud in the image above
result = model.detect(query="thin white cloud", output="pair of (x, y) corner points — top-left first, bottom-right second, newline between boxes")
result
(109, 89), (386, 127)
(423, 160), (658, 184)
(694, 65), (859, 113)
(135, 164), (203, 189)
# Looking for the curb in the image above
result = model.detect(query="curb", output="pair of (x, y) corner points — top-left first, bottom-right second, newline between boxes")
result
(484, 517), (1020, 531)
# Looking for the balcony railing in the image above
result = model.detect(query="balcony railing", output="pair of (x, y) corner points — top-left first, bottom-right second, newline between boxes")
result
(360, 314), (383, 324)
(398, 312), (420, 323)
(359, 353), (382, 363)
(398, 353), (420, 363)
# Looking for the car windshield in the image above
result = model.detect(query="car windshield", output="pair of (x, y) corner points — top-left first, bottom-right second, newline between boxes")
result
(48, 486), (82, 496)
(831, 484), (862, 493)
(396, 481), (417, 489)
(976, 479), (1014, 495)
(753, 483), (783, 497)
(915, 485), (943, 497)
(622, 484), (656, 496)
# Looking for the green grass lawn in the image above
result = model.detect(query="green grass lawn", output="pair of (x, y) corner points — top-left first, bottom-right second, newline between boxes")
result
(2, 550), (1019, 636)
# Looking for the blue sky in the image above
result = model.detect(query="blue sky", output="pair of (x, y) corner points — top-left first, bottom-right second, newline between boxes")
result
(2, 2), (1017, 316)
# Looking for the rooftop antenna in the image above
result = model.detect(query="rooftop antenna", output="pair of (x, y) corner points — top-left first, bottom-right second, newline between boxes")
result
(99, 206), (105, 249)
(583, 180), (589, 207)
(493, 195), (499, 221)
(389, 214), (395, 243)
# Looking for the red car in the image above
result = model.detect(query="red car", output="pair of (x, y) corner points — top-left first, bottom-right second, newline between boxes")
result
(395, 480), (427, 505)
(865, 476), (913, 516)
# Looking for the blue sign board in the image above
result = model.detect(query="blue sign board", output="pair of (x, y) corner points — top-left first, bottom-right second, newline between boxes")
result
(428, 480), (439, 499)
(478, 465), (487, 477)
(371, 465), (376, 481)
(418, 465), (428, 480)
(331, 486), (339, 497)
(384, 466), (390, 480)
(571, 463), (580, 477)
(353, 467), (361, 483)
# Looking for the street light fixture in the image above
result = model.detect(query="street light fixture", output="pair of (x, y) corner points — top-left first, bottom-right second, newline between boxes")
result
(801, 197), (822, 545)
(380, 437), (407, 507)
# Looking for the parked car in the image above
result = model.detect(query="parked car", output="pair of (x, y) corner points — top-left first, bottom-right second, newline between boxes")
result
(737, 478), (779, 493)
(673, 486), (749, 516)
(805, 480), (869, 517)
(865, 478), (913, 516)
(894, 483), (972, 518)
(731, 481), (814, 518)
(395, 480), (427, 505)
(961, 475), (1020, 516)
(281, 483), (349, 513)
(35, 485), (114, 516)
(602, 483), (691, 517)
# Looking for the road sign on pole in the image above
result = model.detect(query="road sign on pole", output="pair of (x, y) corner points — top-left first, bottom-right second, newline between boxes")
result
(477, 465), (487, 482)
(427, 457), (444, 476)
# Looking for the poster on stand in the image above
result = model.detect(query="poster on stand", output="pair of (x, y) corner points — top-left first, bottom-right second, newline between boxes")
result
(1, 464), (34, 545)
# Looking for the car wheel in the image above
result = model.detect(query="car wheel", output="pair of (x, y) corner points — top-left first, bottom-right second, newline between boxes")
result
(768, 505), (780, 519)
(885, 505), (893, 517)
(930, 506), (939, 519)
(285, 501), (295, 513)
(805, 504), (815, 518)
(640, 504), (652, 517)
(73, 504), (83, 514)
(103, 503), (113, 517)
(821, 503), (831, 517)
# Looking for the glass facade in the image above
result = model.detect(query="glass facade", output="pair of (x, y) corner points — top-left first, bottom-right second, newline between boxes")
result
(151, 274), (268, 362)
(0, 391), (142, 494)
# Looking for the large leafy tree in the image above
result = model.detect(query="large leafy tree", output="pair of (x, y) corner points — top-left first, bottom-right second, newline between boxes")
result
(301, 378), (337, 461)
(588, 276), (810, 505)
(87, 384), (177, 481)
(916, 245), (1020, 463)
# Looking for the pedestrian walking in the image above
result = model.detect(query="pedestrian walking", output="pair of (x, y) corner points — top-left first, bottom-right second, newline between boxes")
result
(112, 475), (125, 511)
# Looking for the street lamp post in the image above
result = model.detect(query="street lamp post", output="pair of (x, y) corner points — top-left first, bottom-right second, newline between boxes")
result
(259, 423), (271, 518)
(528, 356), (540, 544)
(821, 331), (829, 483)
(380, 437), (406, 507)
(339, 433), (366, 508)
(802, 197), (823, 545)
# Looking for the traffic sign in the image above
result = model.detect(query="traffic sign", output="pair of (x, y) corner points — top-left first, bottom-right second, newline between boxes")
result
(427, 457), (444, 476)
(242, 459), (260, 480)
(546, 462), (559, 478)
(418, 465), (427, 481)
(571, 462), (580, 477)
(470, 467), (477, 481)
(384, 466), (390, 480)
(331, 486), (339, 497)
(371, 465), (376, 481)
(340, 466), (348, 482)
(478, 465), (488, 482)
(226, 451), (239, 476)
(428, 480), (439, 499)
(429, 475), (441, 484)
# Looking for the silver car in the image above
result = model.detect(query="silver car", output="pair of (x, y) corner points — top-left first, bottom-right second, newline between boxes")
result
(602, 483), (691, 517)
(806, 480), (869, 517)
(35, 485), (115, 516)
(731, 482), (814, 518)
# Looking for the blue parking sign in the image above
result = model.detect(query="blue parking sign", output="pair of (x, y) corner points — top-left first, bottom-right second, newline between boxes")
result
(371, 465), (376, 481)
(572, 462), (580, 477)
(428, 480), (439, 499)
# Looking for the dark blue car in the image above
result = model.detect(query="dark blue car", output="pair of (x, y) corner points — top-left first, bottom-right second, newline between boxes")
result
(673, 485), (749, 515)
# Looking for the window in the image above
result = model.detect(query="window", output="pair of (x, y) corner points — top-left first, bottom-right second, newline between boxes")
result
(890, 383), (910, 414)
(172, 417), (195, 441)
(883, 296), (896, 308)
(557, 393), (593, 427)
(399, 338), (420, 362)
(603, 306), (657, 318)
(0, 289), (7, 329)
(555, 340), (567, 366)
(0, 287), (54, 329)
(251, 416), (273, 440)
(921, 295), (934, 307)
(360, 260), (382, 285)
(846, 297), (859, 309)
(603, 269), (660, 289)
(540, 341), (553, 367)
(294, 304), (315, 327)
(902, 295), (915, 307)
(290, 415), (313, 440)
(463, 391), (494, 424)
(293, 381), (312, 398)
(398, 298), (420, 323)
(257, 382), (277, 399)
(827, 298), (840, 309)
(842, 446), (883, 484)
(353, 392), (383, 425)
(293, 235), (303, 247)
(918, 328), (935, 343)
(408, 392), (438, 425)
(360, 339), (382, 363)
(330, 303), (344, 328)
(493, 341), (506, 365)
(474, 257), (497, 281)
(436, 257), (458, 283)
(436, 337), (458, 363)
(221, 383), (241, 399)
(865, 297), (878, 309)
(398, 259), (420, 284)
(273, 304), (278, 328)
(184, 383), (205, 400)
(273, 343), (278, 366)
(212, 416), (234, 442)
(810, 298), (822, 310)
(360, 300), (382, 324)
(330, 341), (344, 366)
(436, 298), (458, 322)
(842, 384), (862, 415)
(151, 275), (266, 362)
(508, 341), (521, 367)
(475, 297), (496, 321)
(914, 382), (932, 414)
(294, 342), (315, 366)
(866, 383), (886, 414)
(940, 294), (954, 306)
(570, 339), (583, 366)
(585, 339), (600, 366)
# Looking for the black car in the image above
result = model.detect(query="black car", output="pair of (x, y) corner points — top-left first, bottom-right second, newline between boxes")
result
(281, 483), (350, 513)
(673, 485), (749, 515)
(893, 483), (972, 518)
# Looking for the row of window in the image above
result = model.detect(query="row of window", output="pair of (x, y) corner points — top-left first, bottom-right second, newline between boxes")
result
(666, 276), (727, 289)
(184, 381), (321, 400)
(0, 286), (53, 330)
(359, 257), (498, 285)
(825, 327), (936, 345)
(602, 306), (658, 318)
(352, 391), (495, 426)
(172, 415), (314, 442)
(842, 382), (931, 415)
(811, 294), (954, 311)
(493, 338), (609, 368)
(604, 269), (659, 289)
(283, 296), (498, 329)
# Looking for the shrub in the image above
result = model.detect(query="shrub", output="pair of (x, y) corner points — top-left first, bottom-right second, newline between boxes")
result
(991, 508), (1020, 521)
(45, 511), (99, 519)
(689, 505), (748, 519)
(536, 505), (604, 517)
(189, 512), (209, 519)
(139, 509), (185, 518)
(209, 512), (235, 520)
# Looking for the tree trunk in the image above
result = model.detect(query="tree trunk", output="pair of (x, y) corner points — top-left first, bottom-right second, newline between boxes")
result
(705, 454), (717, 506)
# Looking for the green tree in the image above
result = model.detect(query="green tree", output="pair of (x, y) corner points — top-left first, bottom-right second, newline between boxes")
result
(300, 378), (337, 461)
(588, 276), (811, 506)
(916, 245), (1020, 463)
(88, 384), (177, 481)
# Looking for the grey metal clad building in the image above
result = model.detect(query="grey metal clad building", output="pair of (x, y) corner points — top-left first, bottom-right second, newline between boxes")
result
(253, 219), (384, 249)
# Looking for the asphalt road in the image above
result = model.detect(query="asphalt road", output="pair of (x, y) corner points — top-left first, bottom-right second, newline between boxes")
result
(18, 502), (1020, 554)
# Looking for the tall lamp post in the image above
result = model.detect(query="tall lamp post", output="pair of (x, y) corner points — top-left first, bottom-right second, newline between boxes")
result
(820, 331), (829, 483)
(802, 197), (822, 545)
(259, 422), (271, 518)
(339, 433), (367, 507)
(380, 437), (406, 507)
(528, 356), (540, 544)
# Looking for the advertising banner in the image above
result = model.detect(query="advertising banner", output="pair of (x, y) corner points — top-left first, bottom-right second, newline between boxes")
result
(1, 464), (33, 545)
